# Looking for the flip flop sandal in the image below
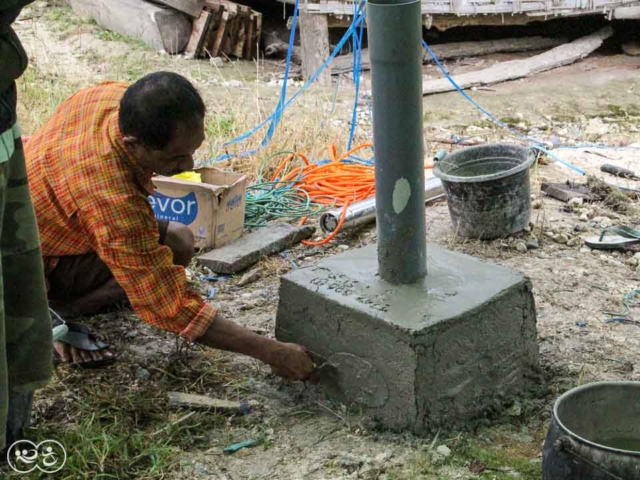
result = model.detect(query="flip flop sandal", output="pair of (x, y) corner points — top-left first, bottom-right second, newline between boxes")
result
(584, 226), (640, 250)
(51, 310), (117, 369)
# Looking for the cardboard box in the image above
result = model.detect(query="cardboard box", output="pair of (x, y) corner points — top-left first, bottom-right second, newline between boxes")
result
(149, 168), (247, 249)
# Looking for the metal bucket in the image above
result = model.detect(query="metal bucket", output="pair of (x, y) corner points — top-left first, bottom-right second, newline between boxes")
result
(542, 381), (640, 480)
(433, 144), (535, 239)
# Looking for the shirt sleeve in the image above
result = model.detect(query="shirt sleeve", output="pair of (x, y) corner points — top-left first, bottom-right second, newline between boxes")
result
(76, 184), (216, 342)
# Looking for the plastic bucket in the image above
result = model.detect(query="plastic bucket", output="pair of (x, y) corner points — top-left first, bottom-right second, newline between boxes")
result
(433, 144), (535, 239)
(542, 381), (640, 479)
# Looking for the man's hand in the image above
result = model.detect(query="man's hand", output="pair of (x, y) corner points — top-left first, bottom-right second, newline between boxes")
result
(268, 342), (315, 381)
(197, 311), (316, 381)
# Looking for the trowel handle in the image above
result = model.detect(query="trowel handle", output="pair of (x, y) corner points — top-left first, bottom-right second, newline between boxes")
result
(600, 164), (637, 179)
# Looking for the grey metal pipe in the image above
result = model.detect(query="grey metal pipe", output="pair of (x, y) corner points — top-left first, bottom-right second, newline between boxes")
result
(320, 178), (444, 233)
(368, 0), (426, 284)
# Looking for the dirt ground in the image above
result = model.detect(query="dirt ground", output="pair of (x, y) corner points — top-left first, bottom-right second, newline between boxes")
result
(5, 3), (640, 479)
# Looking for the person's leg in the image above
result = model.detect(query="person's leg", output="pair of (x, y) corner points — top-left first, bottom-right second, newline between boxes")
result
(48, 221), (193, 364)
(162, 221), (195, 267)
(48, 221), (194, 316)
(1, 128), (52, 450)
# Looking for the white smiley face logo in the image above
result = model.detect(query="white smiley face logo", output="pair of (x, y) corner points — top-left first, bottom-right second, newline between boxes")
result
(7, 439), (67, 473)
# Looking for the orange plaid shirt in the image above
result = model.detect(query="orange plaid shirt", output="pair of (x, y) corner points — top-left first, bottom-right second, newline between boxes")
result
(25, 82), (215, 341)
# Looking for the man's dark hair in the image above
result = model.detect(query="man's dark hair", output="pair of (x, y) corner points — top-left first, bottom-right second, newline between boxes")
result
(119, 72), (205, 150)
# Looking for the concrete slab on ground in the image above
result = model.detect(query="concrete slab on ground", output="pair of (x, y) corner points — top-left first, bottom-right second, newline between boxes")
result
(197, 223), (315, 273)
(276, 243), (540, 433)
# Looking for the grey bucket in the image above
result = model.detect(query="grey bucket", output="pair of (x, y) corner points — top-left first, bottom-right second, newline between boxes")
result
(542, 381), (640, 479)
(433, 144), (535, 239)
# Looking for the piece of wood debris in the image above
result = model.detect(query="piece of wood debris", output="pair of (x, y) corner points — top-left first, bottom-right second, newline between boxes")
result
(237, 267), (262, 287)
(168, 392), (260, 413)
(330, 36), (566, 75)
(152, 0), (205, 17)
(421, 27), (613, 96)
(184, 9), (212, 58)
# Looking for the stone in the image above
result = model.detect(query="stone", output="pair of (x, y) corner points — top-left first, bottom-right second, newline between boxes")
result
(634, 252), (640, 259)
(525, 238), (539, 250)
(532, 199), (543, 209)
(237, 267), (262, 287)
(574, 224), (587, 232)
(612, 251), (620, 258)
(579, 247), (592, 254)
(567, 237), (582, 247)
(579, 213), (589, 222)
(435, 445), (451, 457)
(276, 244), (539, 432)
(592, 217), (613, 229)
(209, 57), (224, 67)
(136, 368), (151, 381)
(628, 258), (639, 267)
(515, 242), (528, 253)
(568, 197), (583, 207)
(197, 223), (315, 274)
(553, 234), (569, 244)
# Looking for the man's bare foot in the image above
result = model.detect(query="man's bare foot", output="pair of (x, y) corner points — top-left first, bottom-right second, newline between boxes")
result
(53, 341), (115, 365)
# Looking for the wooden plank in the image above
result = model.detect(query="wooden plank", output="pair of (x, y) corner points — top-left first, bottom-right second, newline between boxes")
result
(220, 12), (237, 56)
(253, 12), (262, 60)
(184, 9), (212, 58)
(330, 36), (566, 75)
(210, 10), (230, 57)
(69, 0), (191, 54)
(243, 12), (254, 60)
(422, 27), (613, 96)
(151, 0), (205, 17)
(167, 392), (260, 413)
(201, 3), (222, 56)
(300, 8), (331, 83)
(233, 12), (246, 58)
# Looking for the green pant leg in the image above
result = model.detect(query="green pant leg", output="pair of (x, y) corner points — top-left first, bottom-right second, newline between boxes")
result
(0, 148), (6, 451)
(0, 126), (52, 450)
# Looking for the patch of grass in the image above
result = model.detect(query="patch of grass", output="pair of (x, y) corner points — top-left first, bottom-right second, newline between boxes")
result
(453, 438), (542, 480)
(16, 66), (79, 134)
(607, 104), (640, 118)
(206, 114), (236, 138)
(42, 4), (87, 32)
(13, 340), (253, 479)
(96, 29), (147, 49)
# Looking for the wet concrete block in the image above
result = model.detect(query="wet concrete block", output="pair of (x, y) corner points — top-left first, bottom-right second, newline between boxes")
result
(197, 223), (315, 274)
(275, 243), (539, 433)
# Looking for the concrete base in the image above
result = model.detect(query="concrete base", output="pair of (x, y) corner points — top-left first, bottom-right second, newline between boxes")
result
(275, 244), (540, 433)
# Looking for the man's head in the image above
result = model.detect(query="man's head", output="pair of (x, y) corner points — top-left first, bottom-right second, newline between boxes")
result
(119, 72), (206, 176)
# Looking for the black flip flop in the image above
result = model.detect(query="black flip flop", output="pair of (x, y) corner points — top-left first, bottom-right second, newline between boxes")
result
(51, 310), (117, 369)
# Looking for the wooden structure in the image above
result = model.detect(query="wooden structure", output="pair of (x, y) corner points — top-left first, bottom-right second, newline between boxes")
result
(70, 0), (262, 58)
(283, 0), (640, 80)
(185, 0), (262, 59)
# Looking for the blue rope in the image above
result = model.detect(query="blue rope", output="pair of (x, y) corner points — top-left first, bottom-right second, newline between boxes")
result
(213, 0), (367, 163)
(347, 6), (366, 150)
(421, 39), (545, 147)
(264, 0), (300, 146)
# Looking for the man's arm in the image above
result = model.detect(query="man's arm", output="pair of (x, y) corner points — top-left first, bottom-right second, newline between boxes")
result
(197, 311), (315, 380)
(78, 190), (315, 380)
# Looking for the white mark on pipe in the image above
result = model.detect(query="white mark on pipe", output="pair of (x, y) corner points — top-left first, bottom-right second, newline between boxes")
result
(392, 178), (411, 214)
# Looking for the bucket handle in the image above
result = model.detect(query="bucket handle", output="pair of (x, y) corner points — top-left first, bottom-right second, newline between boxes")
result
(555, 436), (625, 480)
